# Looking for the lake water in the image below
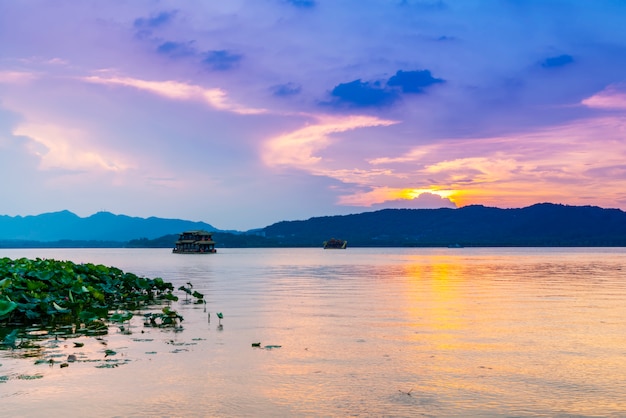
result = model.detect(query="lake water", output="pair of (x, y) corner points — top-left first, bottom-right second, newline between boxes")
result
(1, 247), (626, 417)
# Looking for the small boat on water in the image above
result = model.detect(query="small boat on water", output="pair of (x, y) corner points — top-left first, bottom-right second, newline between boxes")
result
(173, 230), (217, 254)
(323, 238), (347, 249)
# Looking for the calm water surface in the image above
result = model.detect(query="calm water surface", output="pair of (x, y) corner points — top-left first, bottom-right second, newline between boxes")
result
(1, 247), (626, 417)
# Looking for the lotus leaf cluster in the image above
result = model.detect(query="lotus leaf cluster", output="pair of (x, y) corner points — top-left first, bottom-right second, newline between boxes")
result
(0, 257), (178, 328)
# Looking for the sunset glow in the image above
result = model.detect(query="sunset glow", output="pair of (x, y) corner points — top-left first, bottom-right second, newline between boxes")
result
(1, 2), (626, 229)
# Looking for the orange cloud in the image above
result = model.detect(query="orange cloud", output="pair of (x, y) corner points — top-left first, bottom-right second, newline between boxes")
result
(343, 115), (626, 210)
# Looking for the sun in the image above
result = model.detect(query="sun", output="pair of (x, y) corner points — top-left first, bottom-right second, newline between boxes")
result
(399, 188), (458, 202)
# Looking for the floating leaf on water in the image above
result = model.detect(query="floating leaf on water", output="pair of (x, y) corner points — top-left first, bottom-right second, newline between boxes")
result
(95, 363), (119, 368)
(78, 310), (102, 323)
(109, 311), (133, 323)
(17, 374), (44, 380)
(95, 359), (130, 368)
(85, 328), (108, 337)
(2, 329), (19, 348)
(48, 353), (66, 358)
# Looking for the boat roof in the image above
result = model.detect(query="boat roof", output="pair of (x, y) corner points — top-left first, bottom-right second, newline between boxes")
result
(180, 230), (213, 235)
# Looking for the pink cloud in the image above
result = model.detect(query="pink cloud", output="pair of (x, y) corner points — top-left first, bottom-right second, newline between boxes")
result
(582, 84), (626, 110)
(82, 74), (266, 115)
(0, 70), (38, 84)
(262, 114), (397, 168)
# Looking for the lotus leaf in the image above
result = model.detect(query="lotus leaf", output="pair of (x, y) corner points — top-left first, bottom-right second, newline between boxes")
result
(0, 256), (191, 353)
(0, 300), (18, 317)
(52, 302), (71, 314)
(2, 329), (19, 348)
(178, 286), (192, 295)
(78, 310), (103, 323)
(109, 311), (133, 323)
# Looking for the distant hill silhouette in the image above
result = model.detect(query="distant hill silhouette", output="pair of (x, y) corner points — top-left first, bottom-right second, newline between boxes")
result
(0, 210), (216, 242)
(261, 203), (626, 247)
(1, 203), (626, 247)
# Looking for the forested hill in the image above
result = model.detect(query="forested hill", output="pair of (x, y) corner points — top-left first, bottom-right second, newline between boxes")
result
(261, 203), (626, 247)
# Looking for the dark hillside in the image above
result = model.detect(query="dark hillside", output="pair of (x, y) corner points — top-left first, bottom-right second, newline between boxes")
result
(262, 203), (626, 247)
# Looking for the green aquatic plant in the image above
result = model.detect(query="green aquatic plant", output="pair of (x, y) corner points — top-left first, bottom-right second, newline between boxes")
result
(143, 307), (184, 328)
(0, 299), (17, 317)
(178, 282), (204, 304)
(0, 257), (178, 333)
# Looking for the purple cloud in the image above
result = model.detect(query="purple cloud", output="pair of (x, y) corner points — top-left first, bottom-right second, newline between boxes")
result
(541, 54), (574, 68)
(329, 79), (397, 107)
(327, 69), (444, 107)
(272, 82), (302, 97)
(285, 0), (316, 8)
(133, 10), (178, 29)
(387, 70), (445, 93)
(157, 41), (196, 58)
(203, 50), (243, 71)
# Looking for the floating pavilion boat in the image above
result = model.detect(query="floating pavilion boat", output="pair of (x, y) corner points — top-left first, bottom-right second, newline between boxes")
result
(323, 238), (347, 249)
(172, 230), (217, 254)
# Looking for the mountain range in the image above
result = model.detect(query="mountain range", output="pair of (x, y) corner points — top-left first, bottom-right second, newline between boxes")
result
(1, 203), (626, 247)
(0, 210), (216, 242)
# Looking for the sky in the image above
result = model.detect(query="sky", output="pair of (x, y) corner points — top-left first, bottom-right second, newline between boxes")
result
(2, 1), (626, 230)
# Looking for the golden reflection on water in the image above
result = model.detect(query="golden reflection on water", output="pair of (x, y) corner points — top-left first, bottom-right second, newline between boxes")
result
(392, 251), (626, 416)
